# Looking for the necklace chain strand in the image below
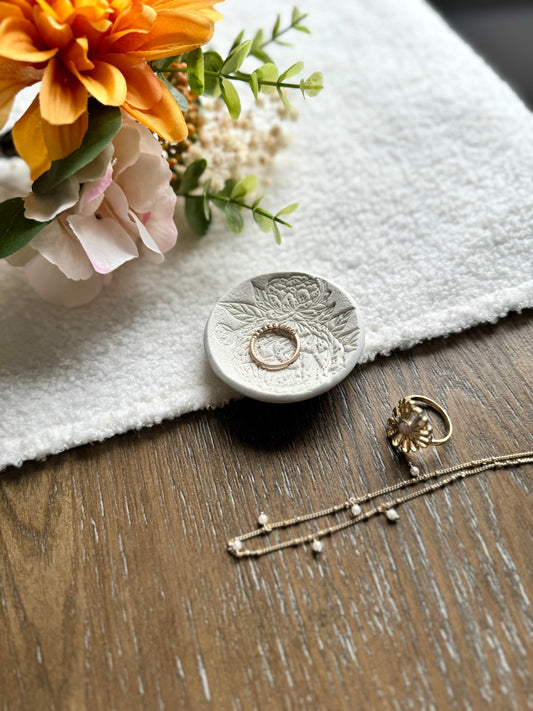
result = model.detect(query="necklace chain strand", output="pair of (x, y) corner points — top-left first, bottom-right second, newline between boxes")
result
(227, 451), (533, 558)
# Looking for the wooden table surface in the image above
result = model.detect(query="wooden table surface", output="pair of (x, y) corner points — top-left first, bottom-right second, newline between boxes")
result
(1, 311), (532, 711)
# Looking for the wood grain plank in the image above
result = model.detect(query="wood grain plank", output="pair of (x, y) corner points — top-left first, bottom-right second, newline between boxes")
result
(1, 312), (532, 711)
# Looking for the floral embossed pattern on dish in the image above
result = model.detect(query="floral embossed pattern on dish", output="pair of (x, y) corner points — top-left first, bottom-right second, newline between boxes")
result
(204, 272), (365, 403)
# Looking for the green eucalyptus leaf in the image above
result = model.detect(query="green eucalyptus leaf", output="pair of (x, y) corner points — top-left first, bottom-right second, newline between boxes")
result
(275, 202), (298, 217)
(279, 61), (304, 82)
(225, 203), (244, 233)
(292, 7), (308, 24)
(33, 102), (122, 195)
(229, 30), (245, 54)
(186, 48), (204, 95)
(204, 51), (223, 96)
(0, 198), (50, 258)
(277, 86), (292, 113)
(210, 179), (235, 210)
(250, 71), (259, 99)
(159, 74), (189, 112)
(256, 63), (278, 94)
(272, 221), (282, 245)
(250, 29), (272, 63)
(221, 40), (252, 75)
(178, 159), (207, 194)
(272, 13), (281, 38)
(185, 195), (211, 236)
(220, 78), (241, 120)
(251, 29), (264, 49)
(220, 178), (237, 197)
(210, 196), (227, 211)
(294, 24), (310, 34)
(231, 174), (257, 200)
(253, 209), (273, 233)
(251, 47), (272, 64)
(202, 179), (212, 220)
(301, 72), (323, 97)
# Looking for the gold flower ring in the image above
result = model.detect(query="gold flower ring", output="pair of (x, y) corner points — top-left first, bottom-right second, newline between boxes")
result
(387, 395), (452, 453)
(249, 324), (301, 371)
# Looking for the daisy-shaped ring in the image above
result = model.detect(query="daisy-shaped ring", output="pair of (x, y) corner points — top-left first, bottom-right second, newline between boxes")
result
(387, 395), (452, 453)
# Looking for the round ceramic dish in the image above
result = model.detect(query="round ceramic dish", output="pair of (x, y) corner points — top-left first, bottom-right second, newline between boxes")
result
(204, 271), (365, 403)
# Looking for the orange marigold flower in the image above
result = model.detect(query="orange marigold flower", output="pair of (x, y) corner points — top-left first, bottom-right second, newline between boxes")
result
(0, 0), (222, 179)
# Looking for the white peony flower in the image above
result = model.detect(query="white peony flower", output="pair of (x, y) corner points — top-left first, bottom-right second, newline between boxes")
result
(7, 114), (177, 307)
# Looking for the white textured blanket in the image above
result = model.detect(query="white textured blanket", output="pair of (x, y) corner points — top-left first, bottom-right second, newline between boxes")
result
(1, 0), (532, 470)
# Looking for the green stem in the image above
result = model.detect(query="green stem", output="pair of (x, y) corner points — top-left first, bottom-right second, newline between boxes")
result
(200, 192), (292, 228)
(259, 14), (309, 49)
(206, 69), (300, 90)
(163, 67), (303, 91)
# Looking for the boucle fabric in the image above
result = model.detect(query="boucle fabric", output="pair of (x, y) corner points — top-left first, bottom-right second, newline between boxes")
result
(1, 0), (532, 470)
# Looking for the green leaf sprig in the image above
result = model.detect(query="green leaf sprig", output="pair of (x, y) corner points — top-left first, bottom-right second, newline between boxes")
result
(158, 7), (323, 120)
(173, 159), (297, 244)
(249, 7), (311, 64)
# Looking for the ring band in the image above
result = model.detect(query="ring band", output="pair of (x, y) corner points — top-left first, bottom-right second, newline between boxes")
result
(406, 394), (452, 446)
(387, 394), (453, 453)
(249, 323), (301, 371)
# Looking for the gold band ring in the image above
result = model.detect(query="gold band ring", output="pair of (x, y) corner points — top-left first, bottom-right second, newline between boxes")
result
(387, 394), (453, 453)
(249, 323), (301, 371)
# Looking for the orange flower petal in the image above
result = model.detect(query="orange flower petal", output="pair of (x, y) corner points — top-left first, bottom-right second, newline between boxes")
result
(127, 9), (214, 59)
(33, 0), (62, 23)
(71, 59), (127, 106)
(42, 110), (88, 161)
(123, 80), (186, 142)
(146, 0), (222, 24)
(69, 13), (112, 45)
(12, 97), (51, 180)
(106, 55), (162, 110)
(111, 0), (155, 35)
(146, 0), (221, 13)
(0, 59), (42, 129)
(41, 57), (88, 124)
(0, 17), (57, 62)
(0, 0), (33, 22)
(34, 6), (73, 48)
(63, 36), (95, 72)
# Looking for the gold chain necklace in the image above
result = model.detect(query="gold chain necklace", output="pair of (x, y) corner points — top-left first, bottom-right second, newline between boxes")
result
(227, 451), (533, 558)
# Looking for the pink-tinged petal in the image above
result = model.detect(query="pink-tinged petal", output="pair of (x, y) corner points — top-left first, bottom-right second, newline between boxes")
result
(128, 209), (164, 263)
(67, 213), (138, 273)
(117, 153), (172, 212)
(78, 164), (113, 212)
(24, 175), (80, 221)
(25, 253), (106, 307)
(98, 180), (131, 223)
(30, 216), (94, 279)
(139, 184), (177, 253)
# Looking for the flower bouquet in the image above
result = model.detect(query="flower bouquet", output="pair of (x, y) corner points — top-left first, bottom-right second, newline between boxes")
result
(0, 0), (322, 306)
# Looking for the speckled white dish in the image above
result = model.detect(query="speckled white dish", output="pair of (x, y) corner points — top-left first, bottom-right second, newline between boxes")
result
(204, 272), (365, 403)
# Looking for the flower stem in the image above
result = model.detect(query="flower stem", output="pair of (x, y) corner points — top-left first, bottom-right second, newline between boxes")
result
(206, 69), (300, 90)
(207, 193), (292, 227)
(260, 13), (309, 49)
(163, 67), (301, 91)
